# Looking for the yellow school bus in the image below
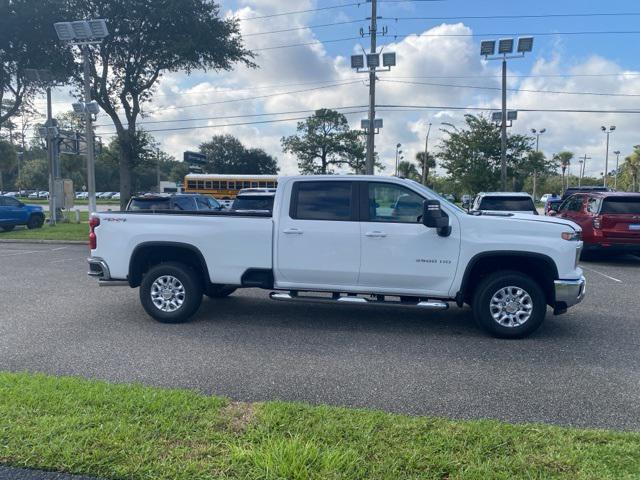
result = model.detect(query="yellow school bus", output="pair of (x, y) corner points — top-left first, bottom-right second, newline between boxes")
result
(183, 174), (278, 200)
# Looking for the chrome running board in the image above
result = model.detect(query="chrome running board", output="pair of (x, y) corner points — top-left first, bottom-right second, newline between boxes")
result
(269, 292), (448, 310)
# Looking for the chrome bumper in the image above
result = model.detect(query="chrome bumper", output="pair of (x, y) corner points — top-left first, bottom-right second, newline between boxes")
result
(87, 256), (110, 279)
(554, 276), (586, 313)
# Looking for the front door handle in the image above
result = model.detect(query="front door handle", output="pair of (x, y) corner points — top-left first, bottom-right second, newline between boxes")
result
(283, 228), (303, 235)
(365, 231), (387, 238)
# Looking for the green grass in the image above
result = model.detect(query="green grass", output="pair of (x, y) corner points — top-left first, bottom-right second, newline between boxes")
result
(0, 212), (89, 241)
(1, 372), (639, 479)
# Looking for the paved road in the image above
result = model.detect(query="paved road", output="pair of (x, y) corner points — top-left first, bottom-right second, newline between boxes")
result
(1, 243), (639, 431)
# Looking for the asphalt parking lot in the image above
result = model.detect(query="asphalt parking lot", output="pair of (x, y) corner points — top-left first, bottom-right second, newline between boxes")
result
(1, 242), (639, 431)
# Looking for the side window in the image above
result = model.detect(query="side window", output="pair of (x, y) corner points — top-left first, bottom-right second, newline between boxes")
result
(173, 196), (196, 211)
(587, 198), (601, 214)
(195, 196), (210, 210)
(0, 197), (6, 207)
(368, 183), (424, 223)
(291, 181), (353, 221)
(569, 196), (583, 212)
(4, 197), (20, 207)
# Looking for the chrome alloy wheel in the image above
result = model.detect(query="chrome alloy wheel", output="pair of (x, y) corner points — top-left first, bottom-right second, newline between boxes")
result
(150, 275), (186, 312)
(489, 286), (533, 327)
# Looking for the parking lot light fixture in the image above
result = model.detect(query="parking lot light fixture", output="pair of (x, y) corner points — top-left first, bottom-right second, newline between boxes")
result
(601, 126), (616, 187)
(613, 150), (621, 189)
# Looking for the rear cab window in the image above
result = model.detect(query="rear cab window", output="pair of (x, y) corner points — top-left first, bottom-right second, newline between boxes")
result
(290, 181), (355, 221)
(601, 197), (640, 214)
(128, 198), (171, 210)
(479, 196), (535, 212)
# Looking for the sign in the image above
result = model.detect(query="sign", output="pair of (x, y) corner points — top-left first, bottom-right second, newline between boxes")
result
(183, 151), (207, 165)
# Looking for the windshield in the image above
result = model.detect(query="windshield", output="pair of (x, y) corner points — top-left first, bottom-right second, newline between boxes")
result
(601, 197), (640, 214)
(232, 196), (274, 211)
(479, 196), (535, 212)
(128, 198), (171, 210)
(407, 180), (466, 214)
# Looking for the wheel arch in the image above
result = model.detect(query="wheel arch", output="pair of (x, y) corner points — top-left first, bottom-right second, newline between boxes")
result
(457, 251), (559, 307)
(128, 241), (210, 288)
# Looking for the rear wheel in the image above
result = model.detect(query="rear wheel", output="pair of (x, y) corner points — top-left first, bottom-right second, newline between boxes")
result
(472, 270), (546, 339)
(139, 262), (203, 323)
(205, 284), (237, 298)
(26, 214), (44, 229)
(1, 225), (15, 232)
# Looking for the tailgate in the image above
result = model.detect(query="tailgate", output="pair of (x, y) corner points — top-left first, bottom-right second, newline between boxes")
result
(600, 197), (640, 240)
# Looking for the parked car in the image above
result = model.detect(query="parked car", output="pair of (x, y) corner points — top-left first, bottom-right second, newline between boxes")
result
(126, 193), (223, 212)
(231, 190), (276, 213)
(561, 186), (612, 201)
(540, 193), (552, 203)
(444, 194), (456, 203)
(0, 195), (45, 231)
(552, 192), (640, 256)
(471, 192), (538, 215)
(111, 192), (120, 200)
(89, 175), (585, 339)
(545, 198), (563, 216)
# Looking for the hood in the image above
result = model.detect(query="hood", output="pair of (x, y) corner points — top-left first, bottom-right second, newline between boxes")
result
(501, 212), (581, 231)
(26, 204), (44, 211)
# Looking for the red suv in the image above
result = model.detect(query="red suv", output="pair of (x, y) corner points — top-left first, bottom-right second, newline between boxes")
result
(553, 192), (640, 255)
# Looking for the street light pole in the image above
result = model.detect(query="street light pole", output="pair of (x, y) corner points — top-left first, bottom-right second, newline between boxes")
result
(531, 128), (546, 201)
(394, 143), (401, 176)
(422, 122), (432, 185)
(366, 0), (377, 175)
(46, 86), (56, 225)
(500, 59), (507, 190)
(601, 126), (616, 188)
(82, 45), (98, 215)
(613, 150), (621, 189)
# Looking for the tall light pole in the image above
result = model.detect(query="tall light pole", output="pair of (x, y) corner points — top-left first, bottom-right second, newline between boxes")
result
(613, 150), (621, 190)
(55, 19), (109, 214)
(394, 143), (402, 176)
(531, 127), (546, 201)
(422, 122), (432, 185)
(578, 154), (591, 187)
(481, 37), (534, 190)
(600, 125), (616, 187)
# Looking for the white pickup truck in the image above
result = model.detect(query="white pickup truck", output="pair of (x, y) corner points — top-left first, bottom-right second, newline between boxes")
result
(88, 175), (585, 338)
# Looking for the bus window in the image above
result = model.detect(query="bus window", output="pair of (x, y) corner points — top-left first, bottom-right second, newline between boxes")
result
(205, 181), (213, 189)
(187, 180), (196, 189)
(227, 181), (235, 190)
(212, 181), (220, 189)
(266, 182), (275, 188)
(243, 181), (251, 188)
(251, 181), (259, 188)
(197, 181), (205, 189)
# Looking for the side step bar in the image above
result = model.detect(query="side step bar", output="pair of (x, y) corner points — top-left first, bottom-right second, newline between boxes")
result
(269, 292), (448, 310)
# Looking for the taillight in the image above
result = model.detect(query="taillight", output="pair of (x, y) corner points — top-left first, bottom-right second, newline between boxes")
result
(89, 215), (100, 250)
(593, 216), (601, 229)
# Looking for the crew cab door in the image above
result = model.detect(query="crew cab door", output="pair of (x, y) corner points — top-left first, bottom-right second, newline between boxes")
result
(275, 180), (360, 288)
(0, 196), (24, 225)
(358, 181), (460, 296)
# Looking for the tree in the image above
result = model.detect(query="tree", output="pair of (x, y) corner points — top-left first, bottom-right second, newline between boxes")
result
(415, 151), (436, 185)
(620, 147), (640, 192)
(199, 135), (279, 174)
(0, 139), (17, 190)
(398, 160), (421, 181)
(281, 109), (365, 174)
(0, 0), (72, 125)
(438, 114), (534, 193)
(61, 0), (254, 207)
(553, 151), (574, 190)
(16, 157), (48, 190)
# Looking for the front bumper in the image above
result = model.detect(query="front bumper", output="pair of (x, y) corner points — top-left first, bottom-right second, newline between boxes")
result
(553, 276), (586, 314)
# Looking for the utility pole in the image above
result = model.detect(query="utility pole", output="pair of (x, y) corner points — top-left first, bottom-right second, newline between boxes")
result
(500, 59), (507, 190)
(156, 148), (161, 192)
(579, 154), (591, 187)
(422, 122), (432, 185)
(82, 45), (97, 215)
(531, 128), (546, 201)
(601, 126), (616, 188)
(366, 0), (377, 175)
(46, 86), (56, 225)
(613, 150), (621, 190)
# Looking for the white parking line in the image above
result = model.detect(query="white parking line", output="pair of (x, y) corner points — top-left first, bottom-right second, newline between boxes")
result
(50, 258), (77, 264)
(0, 250), (38, 258)
(581, 266), (623, 283)
(51, 246), (68, 251)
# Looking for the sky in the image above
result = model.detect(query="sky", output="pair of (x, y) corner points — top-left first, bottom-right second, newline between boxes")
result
(41, 0), (640, 178)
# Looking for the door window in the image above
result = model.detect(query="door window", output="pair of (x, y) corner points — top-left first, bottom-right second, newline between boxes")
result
(3, 196), (20, 207)
(587, 198), (601, 214)
(173, 196), (197, 210)
(291, 181), (353, 221)
(367, 183), (423, 223)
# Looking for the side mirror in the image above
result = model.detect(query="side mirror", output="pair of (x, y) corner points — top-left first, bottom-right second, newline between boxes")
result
(422, 200), (451, 237)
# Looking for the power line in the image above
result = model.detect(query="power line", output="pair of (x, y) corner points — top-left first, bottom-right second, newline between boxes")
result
(98, 109), (370, 135)
(380, 79), (640, 97)
(382, 12), (640, 21)
(145, 80), (363, 113)
(377, 104), (640, 114)
(244, 20), (365, 37)
(236, 2), (362, 21)
(94, 106), (368, 128)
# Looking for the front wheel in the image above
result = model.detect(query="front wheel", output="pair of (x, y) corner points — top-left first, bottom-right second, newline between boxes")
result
(27, 214), (44, 229)
(472, 271), (546, 339)
(139, 262), (203, 323)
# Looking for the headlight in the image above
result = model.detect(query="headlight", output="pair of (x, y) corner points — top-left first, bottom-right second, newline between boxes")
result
(561, 231), (581, 241)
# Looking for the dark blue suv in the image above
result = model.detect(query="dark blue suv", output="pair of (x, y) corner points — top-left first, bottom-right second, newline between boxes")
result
(0, 195), (45, 231)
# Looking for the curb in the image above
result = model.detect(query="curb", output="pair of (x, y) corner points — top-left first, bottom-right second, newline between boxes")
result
(0, 239), (87, 245)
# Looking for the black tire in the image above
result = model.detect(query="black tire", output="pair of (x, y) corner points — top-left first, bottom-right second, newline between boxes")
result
(26, 214), (44, 229)
(1, 225), (15, 232)
(472, 270), (547, 339)
(139, 262), (203, 324)
(205, 284), (237, 298)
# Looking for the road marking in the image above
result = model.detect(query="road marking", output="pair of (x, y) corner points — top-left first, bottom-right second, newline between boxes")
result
(51, 246), (68, 251)
(50, 258), (76, 264)
(581, 266), (622, 283)
(0, 250), (38, 258)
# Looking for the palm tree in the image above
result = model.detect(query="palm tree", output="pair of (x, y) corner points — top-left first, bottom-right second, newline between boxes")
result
(625, 148), (640, 192)
(397, 160), (420, 181)
(415, 151), (436, 185)
(553, 151), (574, 190)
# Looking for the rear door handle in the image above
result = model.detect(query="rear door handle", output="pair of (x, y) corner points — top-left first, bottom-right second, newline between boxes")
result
(283, 228), (303, 235)
(365, 231), (387, 238)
